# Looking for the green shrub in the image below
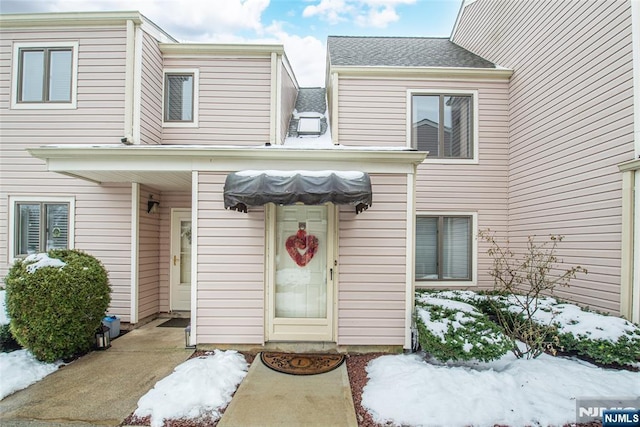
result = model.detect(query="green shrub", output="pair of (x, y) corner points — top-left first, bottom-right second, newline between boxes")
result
(5, 249), (110, 362)
(0, 323), (21, 352)
(415, 291), (511, 362)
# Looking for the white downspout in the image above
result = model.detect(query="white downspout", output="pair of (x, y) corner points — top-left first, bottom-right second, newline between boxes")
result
(124, 19), (135, 143)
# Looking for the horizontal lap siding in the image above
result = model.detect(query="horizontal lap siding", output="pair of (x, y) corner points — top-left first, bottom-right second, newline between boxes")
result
(138, 186), (160, 320)
(158, 192), (192, 312)
(197, 173), (265, 344)
(279, 62), (297, 143)
(338, 174), (407, 346)
(0, 26), (133, 320)
(162, 57), (272, 146)
(453, 0), (635, 313)
(139, 32), (162, 145)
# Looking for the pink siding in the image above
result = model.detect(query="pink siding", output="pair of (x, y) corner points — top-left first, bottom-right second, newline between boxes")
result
(338, 174), (407, 346)
(139, 32), (163, 145)
(453, 0), (635, 313)
(279, 61), (297, 143)
(196, 172), (265, 344)
(138, 186), (160, 320)
(0, 25), (134, 321)
(158, 192), (192, 312)
(162, 57), (272, 146)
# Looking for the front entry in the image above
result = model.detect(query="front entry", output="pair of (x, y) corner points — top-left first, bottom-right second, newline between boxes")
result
(170, 210), (192, 311)
(267, 204), (335, 341)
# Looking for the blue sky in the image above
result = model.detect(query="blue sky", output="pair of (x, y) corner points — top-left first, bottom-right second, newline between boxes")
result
(1, 0), (462, 86)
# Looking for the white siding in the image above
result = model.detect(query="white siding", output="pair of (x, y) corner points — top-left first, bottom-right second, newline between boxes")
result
(453, 0), (635, 313)
(197, 172), (265, 344)
(162, 57), (272, 146)
(139, 31), (163, 145)
(0, 25), (133, 321)
(338, 174), (407, 346)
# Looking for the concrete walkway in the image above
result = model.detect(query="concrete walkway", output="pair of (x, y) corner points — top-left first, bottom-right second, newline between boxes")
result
(0, 318), (193, 427)
(218, 355), (358, 427)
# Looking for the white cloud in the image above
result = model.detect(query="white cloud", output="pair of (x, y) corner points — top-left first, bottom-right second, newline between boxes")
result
(303, 0), (415, 28)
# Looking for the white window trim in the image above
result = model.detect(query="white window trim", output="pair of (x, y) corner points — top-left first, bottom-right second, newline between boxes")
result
(11, 41), (79, 110)
(162, 68), (199, 128)
(8, 196), (76, 262)
(414, 211), (478, 287)
(406, 89), (479, 164)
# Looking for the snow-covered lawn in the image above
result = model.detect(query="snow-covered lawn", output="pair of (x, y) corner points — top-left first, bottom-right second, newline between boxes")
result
(0, 289), (63, 400)
(133, 350), (248, 427)
(363, 351), (640, 427)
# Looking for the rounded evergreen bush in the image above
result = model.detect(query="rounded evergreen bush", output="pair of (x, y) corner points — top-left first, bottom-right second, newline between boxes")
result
(5, 249), (110, 362)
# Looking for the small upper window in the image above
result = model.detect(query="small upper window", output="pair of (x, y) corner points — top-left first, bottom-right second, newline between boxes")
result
(163, 69), (199, 127)
(411, 94), (474, 159)
(12, 42), (78, 109)
(14, 202), (70, 257)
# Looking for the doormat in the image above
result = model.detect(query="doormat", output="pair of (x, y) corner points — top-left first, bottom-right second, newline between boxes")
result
(260, 352), (345, 376)
(157, 318), (190, 328)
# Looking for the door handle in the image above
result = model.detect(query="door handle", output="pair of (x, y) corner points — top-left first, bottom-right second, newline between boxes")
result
(173, 255), (179, 266)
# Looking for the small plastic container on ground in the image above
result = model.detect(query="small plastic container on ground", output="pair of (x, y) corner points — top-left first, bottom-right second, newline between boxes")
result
(102, 316), (120, 338)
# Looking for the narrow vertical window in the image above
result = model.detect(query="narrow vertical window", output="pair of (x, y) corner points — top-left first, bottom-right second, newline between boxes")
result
(164, 73), (194, 122)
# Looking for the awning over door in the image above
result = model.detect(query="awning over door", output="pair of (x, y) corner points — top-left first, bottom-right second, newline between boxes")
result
(224, 170), (372, 213)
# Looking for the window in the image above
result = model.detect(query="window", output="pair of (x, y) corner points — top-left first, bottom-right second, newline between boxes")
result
(415, 215), (473, 281)
(409, 91), (477, 161)
(163, 69), (199, 127)
(12, 42), (78, 109)
(14, 202), (70, 257)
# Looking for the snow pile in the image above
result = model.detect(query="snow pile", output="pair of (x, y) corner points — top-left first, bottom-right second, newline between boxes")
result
(415, 296), (478, 342)
(134, 350), (248, 427)
(0, 350), (63, 400)
(0, 290), (9, 325)
(23, 253), (66, 274)
(362, 352), (640, 427)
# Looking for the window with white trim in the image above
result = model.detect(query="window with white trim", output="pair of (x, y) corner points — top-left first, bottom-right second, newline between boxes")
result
(410, 92), (476, 160)
(415, 215), (473, 281)
(163, 69), (199, 127)
(12, 42), (78, 109)
(13, 202), (70, 257)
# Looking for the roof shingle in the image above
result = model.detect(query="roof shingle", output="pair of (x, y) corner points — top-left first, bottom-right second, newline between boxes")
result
(327, 36), (495, 68)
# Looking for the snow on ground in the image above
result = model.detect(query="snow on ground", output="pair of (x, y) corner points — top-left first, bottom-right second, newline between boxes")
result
(0, 350), (63, 400)
(134, 350), (248, 427)
(362, 352), (640, 427)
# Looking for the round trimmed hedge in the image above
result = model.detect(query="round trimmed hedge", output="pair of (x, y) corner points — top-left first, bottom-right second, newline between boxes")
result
(5, 249), (110, 362)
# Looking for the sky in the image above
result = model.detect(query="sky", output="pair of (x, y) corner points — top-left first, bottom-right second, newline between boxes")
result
(0, 0), (462, 87)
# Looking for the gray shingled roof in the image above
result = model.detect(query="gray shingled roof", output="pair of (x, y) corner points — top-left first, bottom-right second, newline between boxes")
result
(327, 36), (495, 68)
(288, 88), (328, 138)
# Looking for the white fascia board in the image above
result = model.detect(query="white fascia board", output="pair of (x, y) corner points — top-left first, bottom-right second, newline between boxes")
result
(0, 11), (144, 27)
(331, 65), (513, 80)
(159, 43), (284, 57)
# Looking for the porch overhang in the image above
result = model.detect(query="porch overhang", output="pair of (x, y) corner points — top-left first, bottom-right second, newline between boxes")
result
(27, 144), (427, 191)
(224, 170), (372, 213)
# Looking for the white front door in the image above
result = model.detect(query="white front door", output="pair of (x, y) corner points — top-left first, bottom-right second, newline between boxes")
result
(170, 210), (192, 311)
(268, 204), (335, 341)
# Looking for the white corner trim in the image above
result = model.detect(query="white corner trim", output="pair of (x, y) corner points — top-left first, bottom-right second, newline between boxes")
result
(414, 211), (479, 288)
(7, 195), (76, 263)
(190, 171), (199, 347)
(406, 89), (480, 164)
(632, 0), (640, 157)
(404, 169), (417, 349)
(269, 52), (278, 145)
(132, 25), (143, 144)
(162, 68), (200, 128)
(331, 73), (339, 144)
(450, 0), (478, 41)
(275, 55), (283, 144)
(10, 41), (79, 110)
(633, 171), (640, 323)
(130, 183), (140, 324)
(124, 20), (135, 142)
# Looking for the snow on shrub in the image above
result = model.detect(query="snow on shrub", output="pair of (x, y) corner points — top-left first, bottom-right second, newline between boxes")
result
(426, 290), (640, 365)
(414, 291), (511, 362)
(4, 249), (110, 363)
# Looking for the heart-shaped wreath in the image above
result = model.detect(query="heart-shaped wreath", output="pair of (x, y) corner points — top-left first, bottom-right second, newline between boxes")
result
(285, 229), (319, 267)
